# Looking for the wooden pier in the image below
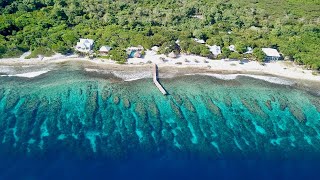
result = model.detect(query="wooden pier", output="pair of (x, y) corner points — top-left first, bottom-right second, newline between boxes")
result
(153, 64), (167, 95)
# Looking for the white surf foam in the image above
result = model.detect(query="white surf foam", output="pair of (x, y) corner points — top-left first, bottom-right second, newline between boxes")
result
(191, 73), (295, 85)
(1, 70), (50, 78)
(85, 68), (150, 81)
(84, 68), (102, 73)
(243, 74), (294, 85)
(124, 77), (145, 82)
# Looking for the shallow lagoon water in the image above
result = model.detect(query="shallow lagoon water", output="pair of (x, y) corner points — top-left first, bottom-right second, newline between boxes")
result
(0, 65), (319, 179)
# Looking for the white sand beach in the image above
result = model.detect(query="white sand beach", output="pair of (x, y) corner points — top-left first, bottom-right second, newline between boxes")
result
(127, 50), (320, 82)
(0, 50), (319, 82)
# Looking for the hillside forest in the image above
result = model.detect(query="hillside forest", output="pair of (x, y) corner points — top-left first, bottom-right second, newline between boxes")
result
(0, 0), (319, 69)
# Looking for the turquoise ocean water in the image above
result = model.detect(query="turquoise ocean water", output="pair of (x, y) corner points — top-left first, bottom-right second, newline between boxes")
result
(0, 64), (319, 179)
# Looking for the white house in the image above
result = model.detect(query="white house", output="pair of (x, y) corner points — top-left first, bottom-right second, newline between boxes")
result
(99, 46), (112, 54)
(244, 47), (253, 54)
(76, 38), (94, 53)
(168, 51), (177, 58)
(151, 46), (160, 52)
(206, 45), (221, 56)
(229, 45), (236, 52)
(262, 48), (281, 61)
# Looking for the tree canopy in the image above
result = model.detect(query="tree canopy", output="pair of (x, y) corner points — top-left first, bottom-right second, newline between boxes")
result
(0, 0), (319, 69)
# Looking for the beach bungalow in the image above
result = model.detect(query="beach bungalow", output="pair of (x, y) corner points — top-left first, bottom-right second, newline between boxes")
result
(168, 51), (178, 58)
(151, 46), (160, 52)
(99, 46), (112, 54)
(192, 15), (204, 20)
(229, 45), (236, 52)
(194, 38), (205, 44)
(206, 45), (221, 56)
(127, 45), (144, 58)
(75, 38), (94, 53)
(175, 39), (180, 46)
(262, 48), (281, 61)
(244, 47), (253, 54)
(133, 51), (142, 58)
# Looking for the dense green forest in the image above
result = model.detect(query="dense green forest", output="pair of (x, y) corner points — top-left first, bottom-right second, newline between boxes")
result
(0, 0), (319, 69)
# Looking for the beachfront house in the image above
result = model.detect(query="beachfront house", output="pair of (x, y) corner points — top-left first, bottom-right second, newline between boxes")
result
(168, 51), (178, 58)
(229, 45), (236, 52)
(262, 48), (281, 61)
(75, 38), (94, 53)
(206, 45), (221, 56)
(175, 39), (180, 46)
(244, 47), (253, 54)
(127, 45), (144, 58)
(99, 46), (112, 55)
(151, 46), (160, 52)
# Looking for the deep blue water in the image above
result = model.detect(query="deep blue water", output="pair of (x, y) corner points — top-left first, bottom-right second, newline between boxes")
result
(1, 157), (320, 179)
(0, 66), (320, 179)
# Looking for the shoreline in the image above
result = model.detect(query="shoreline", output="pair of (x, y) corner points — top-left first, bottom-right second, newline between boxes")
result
(0, 51), (319, 83)
(1, 55), (320, 97)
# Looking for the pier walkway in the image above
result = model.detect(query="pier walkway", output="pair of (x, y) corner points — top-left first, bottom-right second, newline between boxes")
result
(153, 64), (167, 95)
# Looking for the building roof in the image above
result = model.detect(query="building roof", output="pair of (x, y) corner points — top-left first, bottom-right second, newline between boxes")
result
(79, 38), (94, 45)
(192, 15), (204, 20)
(76, 42), (86, 49)
(168, 52), (177, 58)
(76, 38), (94, 52)
(262, 48), (281, 57)
(134, 51), (142, 58)
(207, 45), (221, 55)
(244, 47), (253, 54)
(194, 38), (205, 44)
(99, 46), (112, 52)
(151, 46), (159, 52)
(229, 45), (236, 52)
